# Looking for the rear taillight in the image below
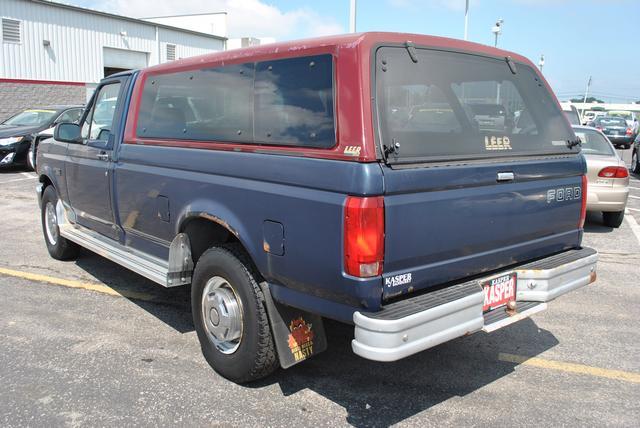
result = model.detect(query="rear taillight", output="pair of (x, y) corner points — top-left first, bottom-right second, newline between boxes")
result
(626, 128), (633, 135)
(344, 196), (384, 278)
(598, 166), (629, 178)
(579, 175), (587, 229)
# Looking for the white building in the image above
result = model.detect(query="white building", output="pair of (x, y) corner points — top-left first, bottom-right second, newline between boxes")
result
(0, 0), (227, 119)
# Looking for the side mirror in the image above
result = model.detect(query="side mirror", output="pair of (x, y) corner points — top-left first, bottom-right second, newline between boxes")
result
(54, 123), (81, 144)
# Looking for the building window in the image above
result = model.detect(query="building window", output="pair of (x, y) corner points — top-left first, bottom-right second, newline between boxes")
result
(2, 18), (21, 44)
(166, 44), (176, 61)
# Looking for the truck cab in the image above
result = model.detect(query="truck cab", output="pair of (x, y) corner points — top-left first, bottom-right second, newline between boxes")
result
(37, 32), (598, 383)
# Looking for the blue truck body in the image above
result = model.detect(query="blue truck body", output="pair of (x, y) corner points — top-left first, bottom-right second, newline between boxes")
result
(36, 33), (598, 381)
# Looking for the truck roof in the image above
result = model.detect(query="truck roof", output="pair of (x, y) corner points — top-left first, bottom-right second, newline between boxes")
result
(145, 31), (534, 75)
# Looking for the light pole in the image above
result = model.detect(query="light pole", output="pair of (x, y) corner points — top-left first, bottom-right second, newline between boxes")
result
(581, 76), (592, 117)
(538, 54), (545, 71)
(464, 0), (469, 40)
(349, 0), (357, 33)
(491, 18), (503, 47)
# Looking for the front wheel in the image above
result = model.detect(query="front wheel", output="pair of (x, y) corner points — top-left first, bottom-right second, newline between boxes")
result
(191, 244), (278, 383)
(41, 186), (80, 260)
(27, 142), (36, 171)
(632, 150), (640, 174)
(603, 211), (624, 228)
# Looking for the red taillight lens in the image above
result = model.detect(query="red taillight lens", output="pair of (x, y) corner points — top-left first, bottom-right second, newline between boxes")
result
(598, 166), (629, 178)
(579, 175), (587, 229)
(344, 196), (384, 278)
(627, 128), (633, 135)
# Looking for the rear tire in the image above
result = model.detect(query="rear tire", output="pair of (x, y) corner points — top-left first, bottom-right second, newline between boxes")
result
(41, 186), (80, 260)
(632, 150), (640, 174)
(603, 211), (624, 228)
(191, 244), (278, 383)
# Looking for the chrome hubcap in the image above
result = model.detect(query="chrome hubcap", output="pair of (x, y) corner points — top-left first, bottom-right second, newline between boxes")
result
(201, 276), (243, 354)
(45, 202), (58, 245)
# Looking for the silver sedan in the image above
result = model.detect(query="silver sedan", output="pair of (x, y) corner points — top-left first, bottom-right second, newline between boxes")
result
(573, 125), (629, 228)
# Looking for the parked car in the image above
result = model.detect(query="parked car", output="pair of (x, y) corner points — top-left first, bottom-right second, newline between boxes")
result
(606, 110), (636, 128)
(631, 133), (640, 174)
(562, 104), (582, 125)
(573, 125), (629, 227)
(0, 105), (83, 170)
(37, 32), (598, 383)
(591, 116), (634, 149)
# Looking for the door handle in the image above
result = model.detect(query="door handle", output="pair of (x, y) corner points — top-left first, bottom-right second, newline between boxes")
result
(497, 172), (515, 182)
(96, 151), (110, 161)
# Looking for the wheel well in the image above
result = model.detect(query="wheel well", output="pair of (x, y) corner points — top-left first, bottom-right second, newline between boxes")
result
(39, 175), (53, 193)
(181, 217), (242, 265)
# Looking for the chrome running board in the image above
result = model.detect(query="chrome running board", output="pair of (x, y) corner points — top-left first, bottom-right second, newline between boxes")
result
(59, 222), (176, 287)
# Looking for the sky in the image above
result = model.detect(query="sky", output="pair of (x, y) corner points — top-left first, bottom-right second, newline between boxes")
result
(72, 0), (640, 103)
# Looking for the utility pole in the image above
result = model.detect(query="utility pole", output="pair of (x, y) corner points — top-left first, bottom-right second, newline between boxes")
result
(492, 18), (503, 47)
(581, 76), (592, 117)
(349, 0), (357, 33)
(464, 0), (469, 40)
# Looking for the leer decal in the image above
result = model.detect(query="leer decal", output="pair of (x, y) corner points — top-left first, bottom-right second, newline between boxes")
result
(484, 136), (512, 151)
(287, 317), (315, 362)
(344, 146), (362, 156)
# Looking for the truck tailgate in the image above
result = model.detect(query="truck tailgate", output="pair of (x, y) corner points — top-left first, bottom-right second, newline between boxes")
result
(381, 155), (585, 299)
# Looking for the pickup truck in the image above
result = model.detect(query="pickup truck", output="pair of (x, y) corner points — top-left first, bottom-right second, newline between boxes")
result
(36, 32), (598, 383)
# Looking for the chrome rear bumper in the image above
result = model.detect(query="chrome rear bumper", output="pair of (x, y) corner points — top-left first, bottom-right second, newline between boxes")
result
(352, 248), (598, 362)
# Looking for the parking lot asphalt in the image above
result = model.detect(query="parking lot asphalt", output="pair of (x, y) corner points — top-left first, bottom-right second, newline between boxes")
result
(1, 158), (639, 427)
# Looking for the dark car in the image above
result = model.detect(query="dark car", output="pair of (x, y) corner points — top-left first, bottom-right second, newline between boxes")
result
(0, 105), (83, 170)
(631, 133), (640, 174)
(591, 116), (634, 149)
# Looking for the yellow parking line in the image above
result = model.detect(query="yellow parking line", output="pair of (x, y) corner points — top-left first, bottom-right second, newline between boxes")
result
(499, 353), (640, 384)
(0, 266), (157, 302)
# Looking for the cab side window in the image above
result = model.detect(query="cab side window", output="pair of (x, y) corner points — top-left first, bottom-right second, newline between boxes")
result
(81, 83), (122, 141)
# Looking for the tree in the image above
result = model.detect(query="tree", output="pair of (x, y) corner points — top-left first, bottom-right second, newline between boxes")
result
(570, 97), (604, 103)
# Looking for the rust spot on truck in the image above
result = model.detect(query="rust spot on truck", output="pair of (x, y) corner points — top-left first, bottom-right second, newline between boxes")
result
(197, 212), (239, 238)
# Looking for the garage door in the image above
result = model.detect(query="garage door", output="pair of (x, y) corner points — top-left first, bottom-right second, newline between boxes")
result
(103, 47), (148, 70)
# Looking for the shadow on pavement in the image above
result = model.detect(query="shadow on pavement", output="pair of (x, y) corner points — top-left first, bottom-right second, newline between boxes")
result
(583, 212), (613, 233)
(71, 248), (559, 427)
(74, 250), (194, 333)
(257, 318), (558, 427)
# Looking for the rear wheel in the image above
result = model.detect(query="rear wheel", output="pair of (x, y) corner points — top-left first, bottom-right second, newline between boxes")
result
(632, 150), (640, 174)
(603, 211), (624, 228)
(191, 244), (278, 383)
(41, 186), (80, 260)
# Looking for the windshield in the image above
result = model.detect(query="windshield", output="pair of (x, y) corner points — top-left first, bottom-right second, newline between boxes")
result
(575, 129), (615, 156)
(3, 109), (57, 126)
(596, 117), (626, 127)
(375, 47), (575, 163)
(563, 109), (581, 125)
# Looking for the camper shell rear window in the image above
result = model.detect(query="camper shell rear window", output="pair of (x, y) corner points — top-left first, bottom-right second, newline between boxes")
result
(374, 46), (576, 163)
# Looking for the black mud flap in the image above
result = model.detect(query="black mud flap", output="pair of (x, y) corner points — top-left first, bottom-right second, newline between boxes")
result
(260, 283), (327, 369)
